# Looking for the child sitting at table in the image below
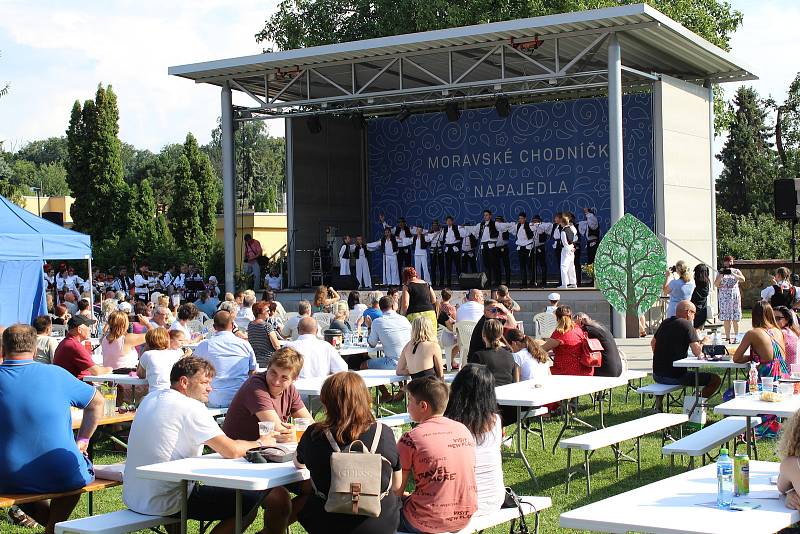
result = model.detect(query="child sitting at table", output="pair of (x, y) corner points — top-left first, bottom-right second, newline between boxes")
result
(778, 410), (800, 509)
(396, 377), (477, 533)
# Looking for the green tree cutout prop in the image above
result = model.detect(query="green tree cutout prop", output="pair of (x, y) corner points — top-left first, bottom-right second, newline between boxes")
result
(595, 214), (666, 337)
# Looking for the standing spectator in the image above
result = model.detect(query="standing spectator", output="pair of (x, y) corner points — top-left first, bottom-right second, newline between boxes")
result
(664, 261), (694, 318)
(444, 364), (505, 517)
(365, 297), (411, 371)
(194, 311), (257, 408)
(396, 316), (443, 379)
(101, 311), (149, 372)
(247, 301), (281, 367)
(312, 285), (340, 313)
(0, 324), (104, 534)
(124, 357), (283, 533)
(137, 327), (183, 392)
(574, 312), (623, 378)
(400, 267), (436, 325)
(691, 264), (711, 330)
(54, 316), (112, 379)
(243, 233), (263, 291)
(715, 255), (745, 343)
(542, 305), (593, 377)
(286, 317), (347, 379)
(295, 372), (401, 534)
(455, 289), (484, 322)
(505, 328), (550, 382)
(397, 377), (477, 533)
(33, 315), (59, 364)
(774, 306), (800, 369)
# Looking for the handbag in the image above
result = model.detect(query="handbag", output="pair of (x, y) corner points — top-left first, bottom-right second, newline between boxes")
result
(245, 445), (296, 464)
(579, 337), (603, 368)
(500, 487), (533, 534)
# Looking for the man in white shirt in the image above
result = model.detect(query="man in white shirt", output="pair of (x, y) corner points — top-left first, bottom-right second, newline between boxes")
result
(761, 266), (794, 306)
(124, 356), (289, 533)
(237, 292), (257, 322)
(456, 289), (485, 322)
(281, 301), (318, 340)
(365, 297), (411, 370)
(193, 311), (257, 407)
(286, 317), (347, 379)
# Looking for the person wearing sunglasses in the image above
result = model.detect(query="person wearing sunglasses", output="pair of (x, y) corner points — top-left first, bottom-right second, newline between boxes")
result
(774, 306), (800, 369)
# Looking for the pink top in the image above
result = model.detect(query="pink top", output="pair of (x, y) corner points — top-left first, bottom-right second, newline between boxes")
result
(101, 335), (138, 370)
(782, 327), (799, 369)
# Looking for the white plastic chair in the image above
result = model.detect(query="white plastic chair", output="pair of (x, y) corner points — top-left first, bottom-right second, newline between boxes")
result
(234, 318), (251, 331)
(455, 320), (478, 366)
(437, 324), (458, 370)
(313, 312), (334, 332)
(186, 320), (205, 334)
(532, 312), (557, 339)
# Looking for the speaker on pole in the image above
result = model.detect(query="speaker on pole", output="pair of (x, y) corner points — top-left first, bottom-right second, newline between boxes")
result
(459, 272), (488, 289)
(774, 178), (800, 220)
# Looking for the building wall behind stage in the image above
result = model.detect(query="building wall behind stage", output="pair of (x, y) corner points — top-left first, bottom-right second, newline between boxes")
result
(214, 212), (288, 267)
(654, 75), (715, 272)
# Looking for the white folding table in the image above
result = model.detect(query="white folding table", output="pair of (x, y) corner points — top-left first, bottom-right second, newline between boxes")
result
(136, 453), (309, 534)
(560, 461), (797, 533)
(495, 375), (629, 482)
(715, 394), (800, 457)
(293, 369), (406, 416)
(672, 357), (748, 415)
(83, 373), (148, 386)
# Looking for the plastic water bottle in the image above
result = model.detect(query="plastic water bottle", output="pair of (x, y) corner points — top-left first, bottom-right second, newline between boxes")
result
(712, 330), (722, 347)
(717, 448), (734, 509)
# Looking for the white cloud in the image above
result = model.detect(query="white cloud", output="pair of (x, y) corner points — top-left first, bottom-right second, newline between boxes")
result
(0, 0), (281, 151)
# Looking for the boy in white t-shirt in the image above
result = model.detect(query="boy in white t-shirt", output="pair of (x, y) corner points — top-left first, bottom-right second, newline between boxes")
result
(124, 357), (288, 533)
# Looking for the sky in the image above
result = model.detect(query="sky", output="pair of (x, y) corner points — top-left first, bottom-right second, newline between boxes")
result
(0, 0), (798, 154)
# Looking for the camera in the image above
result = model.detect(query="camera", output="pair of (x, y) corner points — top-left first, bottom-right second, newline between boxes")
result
(669, 266), (676, 273)
(720, 268), (732, 275)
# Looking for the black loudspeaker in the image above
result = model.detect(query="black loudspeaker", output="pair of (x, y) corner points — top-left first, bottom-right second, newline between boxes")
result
(41, 211), (64, 226)
(459, 272), (488, 289)
(332, 273), (358, 290)
(774, 178), (800, 220)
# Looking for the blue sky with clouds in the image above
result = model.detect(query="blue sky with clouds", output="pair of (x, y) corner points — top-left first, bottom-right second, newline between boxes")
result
(0, 0), (798, 155)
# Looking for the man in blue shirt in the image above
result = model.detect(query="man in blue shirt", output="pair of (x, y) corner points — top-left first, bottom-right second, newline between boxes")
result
(0, 324), (104, 533)
(366, 296), (411, 370)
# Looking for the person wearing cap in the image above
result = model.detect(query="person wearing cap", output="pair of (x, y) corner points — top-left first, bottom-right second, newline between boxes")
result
(53, 315), (111, 379)
(545, 292), (560, 313)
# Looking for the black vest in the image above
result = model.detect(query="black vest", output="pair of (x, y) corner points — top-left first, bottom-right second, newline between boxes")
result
(341, 244), (350, 260)
(771, 284), (795, 308)
(354, 243), (368, 259)
(412, 235), (429, 250)
(445, 225), (461, 241)
(563, 225), (576, 244)
(394, 226), (412, 238)
(501, 229), (509, 241)
(588, 224), (600, 241)
(517, 222), (533, 240)
(479, 220), (499, 240)
(380, 235), (398, 254)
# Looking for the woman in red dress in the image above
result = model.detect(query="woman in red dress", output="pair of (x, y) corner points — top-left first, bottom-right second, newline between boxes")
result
(542, 305), (594, 376)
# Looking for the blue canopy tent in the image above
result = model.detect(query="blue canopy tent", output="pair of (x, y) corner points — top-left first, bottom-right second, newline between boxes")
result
(0, 195), (92, 326)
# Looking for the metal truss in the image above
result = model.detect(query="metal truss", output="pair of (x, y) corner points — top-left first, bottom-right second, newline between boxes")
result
(213, 23), (663, 119)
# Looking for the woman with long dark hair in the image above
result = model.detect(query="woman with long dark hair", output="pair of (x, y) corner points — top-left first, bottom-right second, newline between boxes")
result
(295, 372), (401, 533)
(444, 364), (505, 516)
(691, 264), (710, 330)
(774, 306), (800, 368)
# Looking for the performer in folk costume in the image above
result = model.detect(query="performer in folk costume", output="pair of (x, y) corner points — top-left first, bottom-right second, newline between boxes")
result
(339, 235), (353, 276)
(133, 262), (158, 302)
(367, 227), (401, 286)
(566, 211), (582, 286)
(510, 212), (536, 288)
(351, 235), (372, 289)
(558, 212), (579, 288)
(461, 230), (478, 274)
(442, 216), (464, 287)
(531, 215), (554, 288)
(411, 226), (432, 284)
(582, 207), (600, 265)
(495, 215), (512, 287)
(427, 220), (444, 287)
(379, 215), (414, 271)
(464, 210), (515, 288)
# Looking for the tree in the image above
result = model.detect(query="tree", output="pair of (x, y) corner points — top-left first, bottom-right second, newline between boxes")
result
(716, 207), (791, 262)
(0, 50), (8, 100)
(774, 72), (800, 177)
(168, 154), (206, 266)
(65, 84), (128, 241)
(716, 86), (776, 216)
(184, 133), (219, 249)
(594, 214), (666, 337)
(14, 137), (69, 166)
(121, 179), (160, 261)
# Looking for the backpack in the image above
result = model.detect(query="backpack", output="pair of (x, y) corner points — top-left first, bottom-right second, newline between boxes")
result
(316, 423), (391, 517)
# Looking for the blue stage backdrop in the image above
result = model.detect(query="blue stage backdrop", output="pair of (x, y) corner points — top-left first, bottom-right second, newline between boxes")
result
(366, 94), (654, 281)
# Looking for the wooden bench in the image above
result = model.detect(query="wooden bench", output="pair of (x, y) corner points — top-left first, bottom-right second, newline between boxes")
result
(55, 509), (178, 534)
(662, 416), (755, 468)
(560, 413), (688, 496)
(0, 478), (121, 516)
(636, 383), (684, 414)
(398, 495), (552, 534)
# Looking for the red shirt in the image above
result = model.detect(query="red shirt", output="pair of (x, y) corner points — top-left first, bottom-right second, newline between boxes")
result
(53, 335), (95, 379)
(551, 326), (593, 376)
(222, 373), (304, 441)
(245, 239), (262, 262)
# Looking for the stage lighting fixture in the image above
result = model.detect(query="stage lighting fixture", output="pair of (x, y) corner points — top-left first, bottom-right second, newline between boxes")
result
(445, 102), (460, 122)
(351, 112), (366, 130)
(395, 106), (411, 122)
(495, 95), (511, 118)
(306, 115), (322, 134)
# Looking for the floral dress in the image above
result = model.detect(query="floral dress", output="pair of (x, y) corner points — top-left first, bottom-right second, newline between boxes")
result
(718, 270), (742, 321)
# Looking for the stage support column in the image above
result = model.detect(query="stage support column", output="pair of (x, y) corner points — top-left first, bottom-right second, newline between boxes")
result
(286, 118), (295, 288)
(608, 32), (626, 338)
(221, 83), (236, 293)
(705, 80), (718, 264)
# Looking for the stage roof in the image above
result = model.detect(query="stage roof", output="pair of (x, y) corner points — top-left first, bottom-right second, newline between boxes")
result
(169, 3), (756, 116)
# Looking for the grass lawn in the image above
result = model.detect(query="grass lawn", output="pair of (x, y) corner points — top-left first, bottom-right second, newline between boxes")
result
(2, 374), (782, 534)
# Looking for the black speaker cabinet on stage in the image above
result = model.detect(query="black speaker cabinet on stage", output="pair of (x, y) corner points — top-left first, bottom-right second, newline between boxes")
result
(459, 272), (488, 289)
(332, 272), (358, 290)
(774, 178), (800, 220)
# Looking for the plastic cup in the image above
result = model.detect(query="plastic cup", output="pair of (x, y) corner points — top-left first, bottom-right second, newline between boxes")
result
(779, 381), (794, 397)
(258, 421), (275, 439)
(294, 417), (312, 442)
(733, 380), (747, 397)
(792, 364), (800, 378)
(762, 377), (775, 392)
